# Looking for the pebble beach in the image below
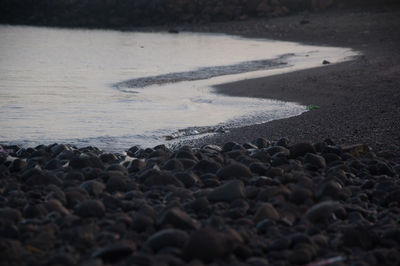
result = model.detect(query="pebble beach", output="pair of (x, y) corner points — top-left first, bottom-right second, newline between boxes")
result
(1, 2), (400, 266)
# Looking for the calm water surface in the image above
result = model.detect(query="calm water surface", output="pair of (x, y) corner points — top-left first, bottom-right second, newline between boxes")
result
(0, 25), (357, 151)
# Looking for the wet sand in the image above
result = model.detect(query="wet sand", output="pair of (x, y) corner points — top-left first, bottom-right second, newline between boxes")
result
(178, 7), (400, 158)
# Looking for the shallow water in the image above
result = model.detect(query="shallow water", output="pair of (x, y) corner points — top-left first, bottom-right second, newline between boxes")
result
(0, 25), (358, 151)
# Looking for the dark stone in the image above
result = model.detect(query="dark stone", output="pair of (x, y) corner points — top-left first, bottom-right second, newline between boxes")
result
(127, 159), (146, 173)
(49, 253), (77, 266)
(304, 153), (326, 169)
(106, 171), (133, 193)
(342, 225), (378, 250)
(57, 150), (75, 160)
(193, 159), (221, 175)
(266, 167), (283, 178)
(75, 200), (105, 218)
(289, 248), (313, 264)
(64, 170), (85, 181)
(290, 143), (316, 158)
(249, 162), (270, 175)
(252, 138), (270, 149)
(289, 187), (313, 205)
(216, 163), (252, 180)
(92, 242), (135, 263)
(69, 156), (104, 169)
(23, 203), (48, 218)
(207, 180), (245, 202)
(99, 153), (119, 164)
(175, 172), (199, 188)
(0, 208), (22, 223)
(253, 203), (280, 223)
(145, 229), (189, 251)
(131, 214), (154, 232)
(8, 159), (27, 172)
(304, 201), (340, 224)
(44, 158), (62, 170)
(26, 172), (62, 187)
(142, 170), (184, 187)
(44, 199), (70, 216)
(66, 191), (87, 208)
(80, 180), (105, 196)
(157, 208), (200, 230)
(266, 146), (290, 156)
(183, 228), (234, 262)
(162, 159), (184, 171)
(222, 141), (240, 152)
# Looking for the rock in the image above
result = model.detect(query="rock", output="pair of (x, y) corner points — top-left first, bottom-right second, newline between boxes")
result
(142, 170), (184, 187)
(246, 257), (270, 266)
(175, 172), (199, 188)
(252, 138), (270, 149)
(106, 171), (133, 193)
(23, 203), (48, 218)
(322, 60), (330, 65)
(145, 229), (188, 251)
(193, 159), (221, 175)
(66, 191), (87, 208)
(162, 159), (184, 171)
(304, 153), (326, 169)
(80, 180), (105, 196)
(183, 228), (234, 262)
(131, 214), (154, 232)
(222, 141), (240, 152)
(49, 253), (77, 266)
(157, 208), (200, 230)
(75, 200), (105, 218)
(216, 163), (252, 180)
(207, 180), (245, 202)
(341, 144), (370, 157)
(249, 162), (270, 175)
(99, 153), (119, 164)
(289, 187), (313, 205)
(266, 146), (290, 156)
(289, 248), (313, 264)
(127, 159), (146, 173)
(44, 199), (70, 216)
(69, 156), (104, 169)
(26, 172), (62, 187)
(254, 203), (280, 223)
(0, 208), (22, 223)
(316, 180), (350, 200)
(92, 242), (135, 263)
(8, 159), (27, 172)
(290, 143), (316, 158)
(304, 201), (340, 224)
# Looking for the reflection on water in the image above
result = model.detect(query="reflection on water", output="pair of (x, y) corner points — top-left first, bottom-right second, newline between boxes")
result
(0, 25), (358, 151)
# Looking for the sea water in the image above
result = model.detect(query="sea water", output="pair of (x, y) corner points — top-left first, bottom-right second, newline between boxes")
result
(0, 25), (358, 151)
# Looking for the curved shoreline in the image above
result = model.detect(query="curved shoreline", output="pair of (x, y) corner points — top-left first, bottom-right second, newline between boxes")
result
(179, 7), (400, 159)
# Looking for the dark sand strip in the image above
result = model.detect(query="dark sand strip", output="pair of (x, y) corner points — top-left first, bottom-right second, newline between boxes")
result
(180, 7), (400, 157)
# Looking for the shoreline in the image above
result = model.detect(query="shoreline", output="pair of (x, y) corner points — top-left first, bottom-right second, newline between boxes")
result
(1, 6), (400, 266)
(176, 7), (400, 159)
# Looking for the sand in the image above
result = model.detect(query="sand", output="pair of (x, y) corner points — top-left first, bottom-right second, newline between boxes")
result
(173, 6), (400, 159)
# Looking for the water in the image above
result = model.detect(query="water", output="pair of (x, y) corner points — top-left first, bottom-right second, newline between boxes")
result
(0, 25), (358, 152)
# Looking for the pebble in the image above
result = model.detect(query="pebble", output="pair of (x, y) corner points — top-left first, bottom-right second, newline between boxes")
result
(207, 180), (245, 202)
(216, 163), (253, 180)
(183, 228), (234, 262)
(0, 138), (398, 266)
(290, 142), (316, 158)
(157, 208), (200, 230)
(304, 201), (340, 224)
(145, 229), (189, 251)
(254, 203), (280, 223)
(74, 200), (105, 218)
(92, 242), (135, 263)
